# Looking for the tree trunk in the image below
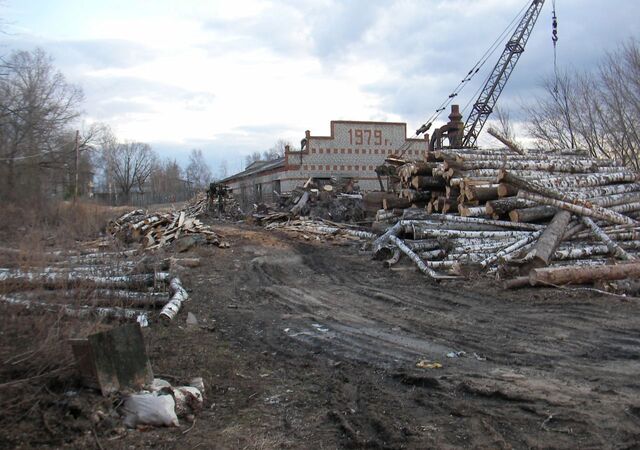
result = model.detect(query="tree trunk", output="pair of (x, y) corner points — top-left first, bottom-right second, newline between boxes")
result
(522, 210), (572, 269)
(529, 262), (640, 286)
(509, 205), (557, 223)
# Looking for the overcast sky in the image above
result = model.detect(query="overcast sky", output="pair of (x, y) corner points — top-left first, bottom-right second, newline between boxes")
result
(2, 0), (638, 176)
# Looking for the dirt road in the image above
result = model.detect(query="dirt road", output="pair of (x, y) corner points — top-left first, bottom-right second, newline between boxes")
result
(134, 223), (640, 449)
(4, 221), (639, 449)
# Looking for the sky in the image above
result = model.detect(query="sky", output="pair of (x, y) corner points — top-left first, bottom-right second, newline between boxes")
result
(2, 0), (639, 177)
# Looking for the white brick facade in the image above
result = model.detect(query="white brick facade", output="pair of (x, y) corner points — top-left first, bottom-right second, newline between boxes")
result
(224, 120), (428, 207)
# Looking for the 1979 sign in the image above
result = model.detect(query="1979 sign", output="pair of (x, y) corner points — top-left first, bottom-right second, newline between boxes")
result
(347, 129), (390, 146)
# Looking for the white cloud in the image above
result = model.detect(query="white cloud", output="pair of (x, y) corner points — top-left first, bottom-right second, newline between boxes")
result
(3, 0), (639, 172)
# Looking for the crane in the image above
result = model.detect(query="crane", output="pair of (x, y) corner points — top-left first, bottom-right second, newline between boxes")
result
(420, 0), (546, 151)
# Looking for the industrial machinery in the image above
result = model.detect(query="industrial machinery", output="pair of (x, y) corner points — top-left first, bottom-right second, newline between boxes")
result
(415, 0), (546, 152)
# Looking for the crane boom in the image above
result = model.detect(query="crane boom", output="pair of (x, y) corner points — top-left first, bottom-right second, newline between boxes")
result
(462, 0), (545, 148)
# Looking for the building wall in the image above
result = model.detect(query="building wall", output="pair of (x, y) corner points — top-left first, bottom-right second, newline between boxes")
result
(224, 121), (429, 208)
(286, 121), (429, 191)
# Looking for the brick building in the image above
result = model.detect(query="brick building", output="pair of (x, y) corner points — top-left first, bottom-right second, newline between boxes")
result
(222, 120), (429, 206)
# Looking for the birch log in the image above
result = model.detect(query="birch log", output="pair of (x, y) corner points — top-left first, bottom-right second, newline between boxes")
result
(372, 221), (403, 260)
(529, 262), (640, 286)
(518, 190), (636, 226)
(159, 277), (189, 321)
(480, 230), (544, 268)
(499, 170), (639, 191)
(581, 217), (636, 261)
(388, 235), (458, 279)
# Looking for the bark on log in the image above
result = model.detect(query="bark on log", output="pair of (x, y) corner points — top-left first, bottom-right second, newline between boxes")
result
(523, 210), (572, 269)
(589, 191), (640, 208)
(384, 249), (402, 268)
(486, 197), (535, 216)
(372, 221), (403, 260)
(159, 277), (189, 321)
(388, 235), (458, 279)
(581, 217), (635, 261)
(448, 159), (602, 173)
(499, 170), (639, 190)
(486, 127), (526, 155)
(464, 184), (500, 202)
(503, 276), (530, 289)
(529, 262), (640, 286)
(480, 230), (544, 268)
(0, 294), (148, 321)
(408, 226), (532, 240)
(0, 271), (170, 291)
(497, 183), (519, 198)
(518, 190), (636, 226)
(509, 205), (557, 223)
(383, 197), (411, 210)
(290, 191), (309, 216)
(459, 205), (488, 217)
(400, 214), (543, 231)
(410, 176), (446, 190)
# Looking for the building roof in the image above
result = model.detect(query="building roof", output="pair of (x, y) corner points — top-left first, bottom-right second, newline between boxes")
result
(221, 157), (285, 184)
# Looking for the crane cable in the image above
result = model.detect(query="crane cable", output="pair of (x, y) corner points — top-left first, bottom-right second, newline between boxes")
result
(396, 0), (532, 158)
(552, 0), (559, 96)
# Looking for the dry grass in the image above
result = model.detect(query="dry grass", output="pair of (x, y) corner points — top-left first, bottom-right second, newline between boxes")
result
(0, 200), (136, 442)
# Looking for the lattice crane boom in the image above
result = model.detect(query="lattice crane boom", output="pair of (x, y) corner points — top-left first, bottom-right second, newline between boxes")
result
(462, 0), (545, 148)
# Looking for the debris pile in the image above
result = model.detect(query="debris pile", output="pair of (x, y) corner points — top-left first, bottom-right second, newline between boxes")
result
(371, 147), (640, 292)
(264, 218), (375, 243)
(108, 203), (225, 250)
(254, 177), (365, 225)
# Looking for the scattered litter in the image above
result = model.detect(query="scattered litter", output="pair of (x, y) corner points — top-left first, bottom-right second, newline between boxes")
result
(121, 393), (179, 428)
(136, 313), (149, 327)
(416, 360), (443, 369)
(186, 312), (199, 326)
(473, 352), (487, 361)
(446, 351), (466, 358)
(312, 323), (330, 333)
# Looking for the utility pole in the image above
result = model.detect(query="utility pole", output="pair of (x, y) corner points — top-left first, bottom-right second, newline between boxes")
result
(74, 130), (80, 203)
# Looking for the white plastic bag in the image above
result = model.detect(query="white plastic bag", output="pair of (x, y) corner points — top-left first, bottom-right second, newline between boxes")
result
(122, 393), (179, 428)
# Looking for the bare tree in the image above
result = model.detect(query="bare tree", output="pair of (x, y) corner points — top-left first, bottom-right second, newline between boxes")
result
(244, 151), (262, 167)
(100, 139), (157, 199)
(524, 39), (640, 169)
(185, 149), (212, 190)
(0, 48), (83, 201)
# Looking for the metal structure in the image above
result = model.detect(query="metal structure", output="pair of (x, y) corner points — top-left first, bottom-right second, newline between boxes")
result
(461, 0), (545, 147)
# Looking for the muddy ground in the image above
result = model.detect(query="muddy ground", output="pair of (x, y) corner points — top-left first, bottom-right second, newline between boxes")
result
(4, 220), (640, 449)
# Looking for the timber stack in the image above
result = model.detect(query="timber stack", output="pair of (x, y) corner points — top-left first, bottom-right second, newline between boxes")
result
(371, 147), (640, 293)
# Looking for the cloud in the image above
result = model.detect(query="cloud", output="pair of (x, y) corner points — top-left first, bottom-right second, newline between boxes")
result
(2, 0), (639, 172)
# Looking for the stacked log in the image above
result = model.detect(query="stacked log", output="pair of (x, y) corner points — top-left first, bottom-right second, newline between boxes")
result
(370, 147), (640, 291)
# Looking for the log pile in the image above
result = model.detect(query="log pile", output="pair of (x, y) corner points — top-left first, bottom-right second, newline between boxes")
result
(371, 147), (640, 292)
(108, 203), (225, 250)
(254, 178), (365, 225)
